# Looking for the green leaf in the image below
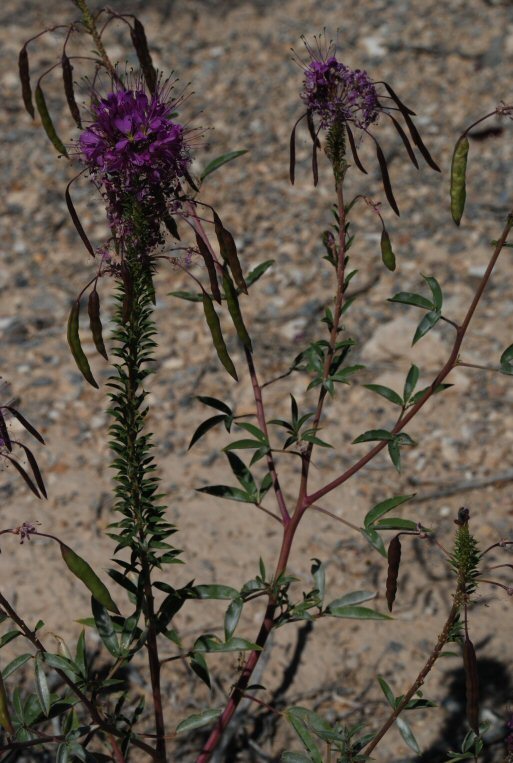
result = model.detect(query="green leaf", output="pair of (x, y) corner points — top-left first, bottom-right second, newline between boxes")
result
(500, 343), (513, 371)
(327, 590), (376, 608)
(91, 598), (121, 657)
(360, 527), (387, 557)
(168, 290), (203, 302)
(412, 310), (441, 345)
(35, 654), (50, 716)
(43, 653), (78, 677)
(236, 422), (268, 442)
(189, 652), (211, 688)
(380, 229), (396, 271)
(2, 654), (32, 679)
(200, 150), (248, 181)
(176, 707), (222, 734)
(224, 597), (243, 641)
(363, 384), (403, 406)
(422, 275), (443, 310)
(281, 753), (314, 763)
(311, 559), (325, 603)
(60, 543), (119, 614)
(56, 743), (69, 763)
(389, 292), (433, 310)
(196, 396), (232, 414)
(326, 605), (391, 620)
(286, 707), (323, 763)
(197, 484), (252, 503)
(193, 635), (261, 653)
(192, 584), (239, 600)
(388, 440), (401, 471)
(378, 675), (396, 707)
(353, 429), (395, 444)
(409, 382), (453, 405)
(226, 451), (256, 492)
(403, 364), (420, 403)
(374, 518), (418, 531)
(245, 260), (275, 289)
(396, 715), (421, 753)
(364, 494), (415, 528)
(224, 438), (263, 451)
(188, 414), (227, 449)
(450, 135), (469, 226)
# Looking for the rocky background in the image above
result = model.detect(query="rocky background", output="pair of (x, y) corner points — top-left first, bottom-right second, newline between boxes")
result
(1, 0), (513, 760)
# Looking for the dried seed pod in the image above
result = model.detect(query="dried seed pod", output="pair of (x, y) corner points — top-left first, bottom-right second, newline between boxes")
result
(88, 289), (108, 360)
(386, 534), (402, 611)
(222, 269), (252, 351)
(65, 182), (95, 257)
(376, 141), (399, 216)
(346, 124), (368, 174)
(213, 212), (247, 294)
(62, 53), (82, 128)
(18, 45), (35, 119)
(196, 232), (221, 304)
(463, 636), (479, 732)
(0, 409), (12, 452)
(130, 17), (157, 94)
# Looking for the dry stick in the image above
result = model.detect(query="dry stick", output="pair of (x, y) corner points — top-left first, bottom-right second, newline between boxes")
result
(197, 211), (513, 762)
(410, 468), (513, 503)
(0, 591), (155, 759)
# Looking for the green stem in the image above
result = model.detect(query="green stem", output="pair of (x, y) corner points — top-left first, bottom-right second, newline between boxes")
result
(74, 0), (118, 79)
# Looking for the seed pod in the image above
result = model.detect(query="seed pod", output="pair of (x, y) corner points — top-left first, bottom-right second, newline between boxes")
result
(88, 289), (108, 360)
(0, 409), (12, 452)
(380, 229), (396, 271)
(18, 45), (34, 119)
(450, 135), (469, 226)
(213, 212), (247, 294)
(130, 17), (157, 94)
(60, 542), (119, 613)
(376, 141), (399, 216)
(65, 182), (95, 257)
(61, 53), (82, 128)
(202, 293), (238, 381)
(0, 670), (14, 735)
(346, 124), (368, 174)
(196, 233), (221, 304)
(67, 300), (99, 388)
(222, 270), (252, 351)
(35, 83), (68, 157)
(463, 636), (479, 732)
(386, 534), (402, 611)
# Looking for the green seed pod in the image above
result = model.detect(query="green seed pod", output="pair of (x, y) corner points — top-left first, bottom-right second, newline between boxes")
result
(202, 293), (238, 381)
(222, 270), (252, 351)
(380, 229), (396, 271)
(67, 300), (99, 388)
(213, 212), (247, 293)
(35, 83), (68, 157)
(450, 135), (469, 226)
(386, 534), (402, 612)
(88, 289), (108, 360)
(60, 542), (119, 613)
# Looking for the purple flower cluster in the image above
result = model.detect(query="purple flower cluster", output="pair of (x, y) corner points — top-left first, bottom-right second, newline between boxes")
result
(78, 80), (191, 252)
(301, 54), (378, 131)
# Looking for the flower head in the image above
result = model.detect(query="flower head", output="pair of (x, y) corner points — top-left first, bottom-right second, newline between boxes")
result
(77, 75), (193, 253)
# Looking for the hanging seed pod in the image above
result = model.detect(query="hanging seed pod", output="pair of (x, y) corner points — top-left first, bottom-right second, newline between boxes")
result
(213, 212), (247, 293)
(88, 289), (108, 360)
(386, 534), (402, 611)
(35, 83), (68, 157)
(463, 636), (479, 732)
(130, 17), (157, 94)
(450, 135), (469, 226)
(196, 233), (221, 304)
(65, 182), (95, 257)
(376, 142), (399, 216)
(380, 228), (396, 271)
(222, 269), (252, 351)
(346, 124), (368, 174)
(61, 53), (82, 128)
(388, 114), (419, 169)
(202, 293), (238, 381)
(18, 45), (35, 119)
(0, 409), (12, 452)
(67, 300), (98, 388)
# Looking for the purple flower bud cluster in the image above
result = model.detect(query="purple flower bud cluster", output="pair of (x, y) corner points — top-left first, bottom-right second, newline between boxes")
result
(301, 54), (378, 131)
(78, 80), (191, 253)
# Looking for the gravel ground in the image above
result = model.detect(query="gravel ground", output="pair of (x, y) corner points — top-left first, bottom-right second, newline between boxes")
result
(1, 0), (513, 761)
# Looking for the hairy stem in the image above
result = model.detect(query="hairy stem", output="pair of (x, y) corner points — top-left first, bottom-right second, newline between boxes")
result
(74, 0), (118, 79)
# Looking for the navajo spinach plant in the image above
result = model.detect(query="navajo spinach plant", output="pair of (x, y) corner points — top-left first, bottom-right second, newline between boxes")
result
(1, 2), (513, 761)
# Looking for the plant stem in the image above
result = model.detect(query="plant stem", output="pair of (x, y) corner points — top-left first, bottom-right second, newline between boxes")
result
(74, 0), (118, 79)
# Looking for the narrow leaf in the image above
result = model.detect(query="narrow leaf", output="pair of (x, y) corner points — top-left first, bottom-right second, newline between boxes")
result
(327, 590), (376, 608)
(353, 429), (395, 444)
(65, 182), (95, 257)
(412, 310), (441, 345)
(377, 675), (396, 708)
(88, 290), (108, 360)
(2, 653), (32, 680)
(67, 301), (98, 388)
(18, 46), (35, 119)
(201, 150), (248, 182)
(188, 414), (226, 450)
(196, 396), (232, 414)
(35, 83), (68, 157)
(386, 535), (402, 612)
(450, 135), (469, 226)
(364, 384), (403, 406)
(389, 292), (433, 310)
(327, 605), (391, 620)
(223, 270), (252, 350)
(403, 364), (419, 403)
(0, 672), (13, 734)
(176, 707), (222, 734)
(91, 597), (121, 657)
(396, 716), (421, 753)
(60, 543), (119, 613)
(192, 584), (239, 600)
(35, 654), (50, 716)
(422, 275), (443, 310)
(224, 597), (243, 640)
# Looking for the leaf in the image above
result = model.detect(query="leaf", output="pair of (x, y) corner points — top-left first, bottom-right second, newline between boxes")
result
(2, 406), (45, 444)
(377, 675), (396, 708)
(380, 229), (396, 271)
(192, 584), (239, 600)
(0, 671), (13, 734)
(286, 707), (323, 763)
(422, 275), (443, 310)
(196, 396), (232, 414)
(193, 635), (261, 653)
(396, 715), (421, 753)
(353, 429), (395, 444)
(168, 290), (203, 302)
(202, 293), (238, 381)
(374, 518), (418, 531)
(189, 651), (211, 688)
(403, 364), (420, 403)
(60, 543), (119, 613)
(450, 135), (469, 225)
(500, 343), (513, 369)
(88, 290), (108, 360)
(412, 310), (441, 345)
(281, 753), (314, 763)
(326, 605), (391, 620)
(311, 559), (325, 603)
(376, 141), (399, 216)
(224, 597), (243, 640)
(245, 259), (274, 288)
(2, 654), (32, 680)
(360, 527), (387, 558)
(389, 292), (433, 310)
(61, 53), (81, 127)
(197, 484), (252, 503)
(130, 17), (157, 93)
(56, 744), (69, 763)
(364, 384), (403, 406)
(327, 590), (376, 608)
(35, 83), (68, 157)
(201, 150), (248, 182)
(176, 707), (222, 734)
(65, 182), (95, 257)
(386, 535), (402, 612)
(409, 383), (453, 405)
(364, 495), (415, 528)
(18, 45), (34, 119)
(388, 440), (401, 471)
(35, 653), (50, 716)
(91, 597), (121, 657)
(226, 451), (256, 491)
(188, 414), (226, 449)
(3, 454), (41, 498)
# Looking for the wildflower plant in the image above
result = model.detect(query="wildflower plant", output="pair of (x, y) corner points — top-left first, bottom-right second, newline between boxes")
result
(0, 3), (512, 762)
